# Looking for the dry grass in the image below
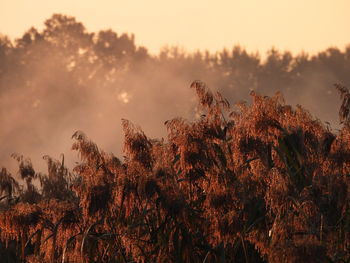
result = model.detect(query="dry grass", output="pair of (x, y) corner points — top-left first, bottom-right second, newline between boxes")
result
(0, 82), (350, 262)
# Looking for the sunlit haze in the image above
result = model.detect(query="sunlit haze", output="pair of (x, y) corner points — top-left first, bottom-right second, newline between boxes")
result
(1, 0), (349, 54)
(0, 0), (350, 174)
(1, 1), (350, 261)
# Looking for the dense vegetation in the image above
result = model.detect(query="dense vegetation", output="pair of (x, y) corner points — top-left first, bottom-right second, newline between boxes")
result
(1, 14), (350, 262)
(1, 80), (350, 262)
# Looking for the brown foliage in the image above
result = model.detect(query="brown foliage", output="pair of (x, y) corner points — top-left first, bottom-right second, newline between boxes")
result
(1, 82), (350, 262)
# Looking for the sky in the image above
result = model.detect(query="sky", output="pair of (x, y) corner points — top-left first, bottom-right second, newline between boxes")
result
(0, 0), (349, 54)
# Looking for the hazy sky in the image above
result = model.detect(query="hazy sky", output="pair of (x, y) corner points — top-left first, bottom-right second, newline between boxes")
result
(1, 0), (349, 54)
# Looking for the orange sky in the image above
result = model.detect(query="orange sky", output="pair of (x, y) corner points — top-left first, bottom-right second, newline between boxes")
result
(0, 0), (349, 55)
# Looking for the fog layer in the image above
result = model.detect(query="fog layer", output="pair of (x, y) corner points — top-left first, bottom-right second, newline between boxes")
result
(1, 14), (349, 173)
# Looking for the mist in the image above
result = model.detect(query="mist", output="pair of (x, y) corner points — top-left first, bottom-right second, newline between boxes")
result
(1, 14), (349, 175)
